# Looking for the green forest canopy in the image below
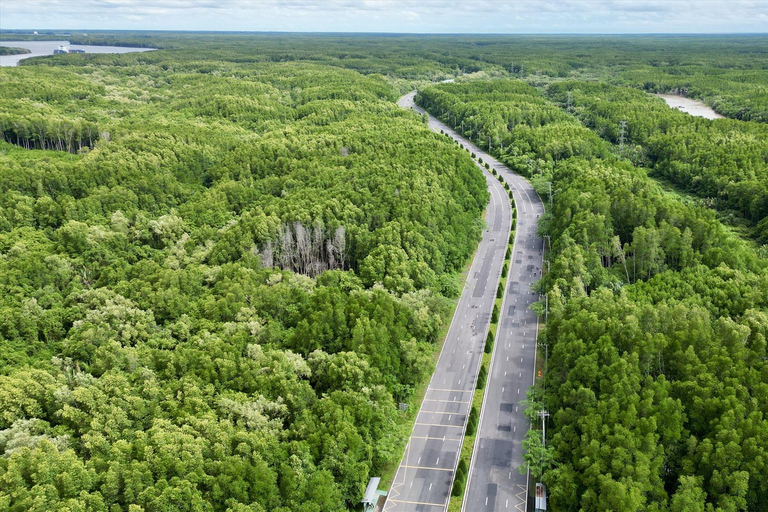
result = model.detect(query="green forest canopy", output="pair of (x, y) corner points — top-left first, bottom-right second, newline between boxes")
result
(419, 78), (768, 512)
(2, 33), (768, 512)
(0, 45), (489, 512)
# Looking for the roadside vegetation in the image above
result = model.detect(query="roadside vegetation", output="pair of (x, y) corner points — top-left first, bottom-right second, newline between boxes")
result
(2, 32), (768, 511)
(0, 49), (489, 512)
(420, 79), (768, 511)
(447, 153), (517, 512)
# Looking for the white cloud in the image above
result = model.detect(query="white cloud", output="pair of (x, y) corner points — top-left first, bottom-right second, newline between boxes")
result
(1, 0), (767, 33)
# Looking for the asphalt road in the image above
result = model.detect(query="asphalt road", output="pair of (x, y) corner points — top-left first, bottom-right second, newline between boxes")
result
(386, 92), (543, 512)
(459, 116), (545, 512)
(383, 93), (513, 512)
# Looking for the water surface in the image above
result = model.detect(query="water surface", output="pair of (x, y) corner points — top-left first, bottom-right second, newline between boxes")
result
(0, 40), (154, 67)
(658, 94), (724, 120)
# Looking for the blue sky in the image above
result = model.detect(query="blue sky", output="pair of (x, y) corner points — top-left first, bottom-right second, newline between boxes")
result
(2, 1), (767, 33)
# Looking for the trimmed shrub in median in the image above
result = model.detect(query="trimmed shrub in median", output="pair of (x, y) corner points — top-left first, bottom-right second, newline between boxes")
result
(466, 406), (479, 436)
(477, 363), (488, 390)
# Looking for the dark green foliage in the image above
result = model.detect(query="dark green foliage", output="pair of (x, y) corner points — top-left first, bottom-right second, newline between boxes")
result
(496, 282), (504, 299)
(452, 457), (469, 497)
(484, 331), (494, 354)
(466, 405), (479, 435)
(501, 262), (508, 278)
(492, 303), (500, 323)
(506, 246), (511, 259)
(451, 461), (468, 497)
(476, 363), (488, 390)
(0, 46), (30, 56)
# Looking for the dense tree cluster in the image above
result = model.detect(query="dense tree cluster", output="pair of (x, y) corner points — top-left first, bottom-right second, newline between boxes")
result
(0, 51), (488, 510)
(0, 46), (30, 55)
(417, 80), (607, 180)
(547, 82), (768, 242)
(424, 79), (768, 511)
(3, 32), (768, 512)
(8, 32), (767, 118)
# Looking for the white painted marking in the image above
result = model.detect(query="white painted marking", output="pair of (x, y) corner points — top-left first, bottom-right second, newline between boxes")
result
(429, 483), (433, 491)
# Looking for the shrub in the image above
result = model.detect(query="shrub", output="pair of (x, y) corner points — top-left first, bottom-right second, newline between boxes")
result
(485, 330), (494, 353)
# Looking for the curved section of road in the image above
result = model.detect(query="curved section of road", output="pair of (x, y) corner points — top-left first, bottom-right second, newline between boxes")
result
(454, 112), (544, 512)
(383, 93), (513, 512)
(392, 92), (545, 512)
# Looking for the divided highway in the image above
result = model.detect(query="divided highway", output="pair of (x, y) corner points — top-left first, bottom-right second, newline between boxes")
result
(383, 93), (512, 512)
(385, 92), (544, 512)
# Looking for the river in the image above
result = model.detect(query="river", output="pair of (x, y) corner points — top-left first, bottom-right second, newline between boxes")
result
(658, 94), (724, 120)
(0, 40), (154, 67)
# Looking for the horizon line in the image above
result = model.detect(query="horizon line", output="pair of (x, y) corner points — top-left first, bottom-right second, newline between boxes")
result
(2, 28), (768, 36)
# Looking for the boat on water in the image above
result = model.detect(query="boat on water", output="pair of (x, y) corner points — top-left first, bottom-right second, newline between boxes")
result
(53, 44), (85, 55)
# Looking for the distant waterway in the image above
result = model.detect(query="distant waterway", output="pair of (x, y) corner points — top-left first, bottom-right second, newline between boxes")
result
(658, 94), (724, 120)
(0, 40), (154, 67)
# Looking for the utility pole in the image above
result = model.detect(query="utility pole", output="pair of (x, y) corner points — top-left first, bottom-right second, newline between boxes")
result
(618, 120), (628, 154)
(537, 410), (550, 445)
(543, 234), (552, 253)
(547, 181), (552, 208)
(566, 91), (573, 112)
